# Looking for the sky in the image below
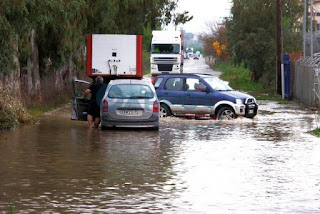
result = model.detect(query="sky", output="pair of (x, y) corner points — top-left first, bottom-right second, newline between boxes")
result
(168, 0), (232, 35)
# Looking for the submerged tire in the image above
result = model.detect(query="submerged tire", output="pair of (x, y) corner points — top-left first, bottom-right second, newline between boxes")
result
(160, 104), (172, 117)
(217, 106), (236, 120)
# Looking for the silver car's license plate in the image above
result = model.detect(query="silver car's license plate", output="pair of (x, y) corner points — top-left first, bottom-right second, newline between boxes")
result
(123, 110), (139, 115)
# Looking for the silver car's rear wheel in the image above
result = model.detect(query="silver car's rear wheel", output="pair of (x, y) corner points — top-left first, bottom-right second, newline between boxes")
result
(160, 104), (172, 117)
(217, 107), (236, 120)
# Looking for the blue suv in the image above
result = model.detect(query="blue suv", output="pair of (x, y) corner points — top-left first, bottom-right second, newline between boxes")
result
(153, 73), (258, 120)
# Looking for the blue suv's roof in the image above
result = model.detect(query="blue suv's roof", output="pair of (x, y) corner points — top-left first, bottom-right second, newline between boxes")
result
(156, 73), (214, 78)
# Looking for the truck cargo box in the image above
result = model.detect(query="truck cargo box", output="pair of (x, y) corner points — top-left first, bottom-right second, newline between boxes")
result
(86, 34), (142, 79)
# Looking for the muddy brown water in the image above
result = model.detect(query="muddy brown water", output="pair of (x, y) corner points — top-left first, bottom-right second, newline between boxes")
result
(0, 100), (320, 213)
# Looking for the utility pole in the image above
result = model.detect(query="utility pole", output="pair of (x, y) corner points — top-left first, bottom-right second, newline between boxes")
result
(303, 0), (307, 58)
(310, 0), (314, 59)
(276, 0), (282, 95)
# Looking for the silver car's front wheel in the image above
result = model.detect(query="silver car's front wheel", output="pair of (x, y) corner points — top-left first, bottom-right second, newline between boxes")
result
(217, 107), (236, 120)
(160, 104), (172, 117)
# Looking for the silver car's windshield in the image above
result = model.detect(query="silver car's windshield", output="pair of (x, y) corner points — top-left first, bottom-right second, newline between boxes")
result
(108, 84), (154, 99)
(203, 77), (233, 91)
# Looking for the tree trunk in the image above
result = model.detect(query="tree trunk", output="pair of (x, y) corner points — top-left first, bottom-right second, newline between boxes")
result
(30, 29), (42, 101)
(0, 41), (21, 98)
(27, 55), (33, 95)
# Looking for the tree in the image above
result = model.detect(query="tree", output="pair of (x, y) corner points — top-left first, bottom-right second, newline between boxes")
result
(226, 0), (303, 84)
(199, 22), (227, 59)
(173, 11), (193, 29)
(0, 0), (193, 98)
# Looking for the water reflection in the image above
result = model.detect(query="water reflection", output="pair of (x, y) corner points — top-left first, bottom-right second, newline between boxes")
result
(0, 101), (319, 213)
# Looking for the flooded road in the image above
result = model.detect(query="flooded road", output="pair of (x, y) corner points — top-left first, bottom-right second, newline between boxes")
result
(1, 58), (320, 213)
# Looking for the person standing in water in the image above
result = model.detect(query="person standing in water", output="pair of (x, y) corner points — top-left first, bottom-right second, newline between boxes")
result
(83, 76), (104, 128)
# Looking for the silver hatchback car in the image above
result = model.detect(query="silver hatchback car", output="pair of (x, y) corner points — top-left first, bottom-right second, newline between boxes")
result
(100, 79), (160, 130)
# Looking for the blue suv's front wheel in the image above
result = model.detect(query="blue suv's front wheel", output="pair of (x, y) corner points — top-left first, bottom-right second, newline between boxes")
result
(217, 106), (236, 120)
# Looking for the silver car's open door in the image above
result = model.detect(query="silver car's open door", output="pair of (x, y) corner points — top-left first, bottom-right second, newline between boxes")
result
(72, 78), (91, 121)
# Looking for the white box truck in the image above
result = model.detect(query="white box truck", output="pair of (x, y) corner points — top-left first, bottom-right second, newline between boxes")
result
(150, 30), (184, 76)
(72, 34), (143, 121)
(86, 34), (143, 79)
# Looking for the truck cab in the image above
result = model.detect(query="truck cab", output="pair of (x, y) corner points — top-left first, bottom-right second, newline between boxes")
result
(150, 31), (184, 76)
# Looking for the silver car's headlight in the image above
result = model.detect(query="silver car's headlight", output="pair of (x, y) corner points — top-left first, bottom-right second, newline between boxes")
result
(236, 99), (243, 105)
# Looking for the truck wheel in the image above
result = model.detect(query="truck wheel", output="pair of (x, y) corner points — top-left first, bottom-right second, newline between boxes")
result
(217, 106), (236, 120)
(160, 104), (172, 117)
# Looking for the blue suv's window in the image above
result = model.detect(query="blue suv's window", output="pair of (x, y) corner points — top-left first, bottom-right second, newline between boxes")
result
(164, 78), (184, 91)
(154, 77), (163, 89)
(186, 78), (207, 92)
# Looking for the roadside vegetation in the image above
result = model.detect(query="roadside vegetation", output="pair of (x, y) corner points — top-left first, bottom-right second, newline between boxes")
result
(313, 127), (320, 137)
(200, 0), (302, 87)
(212, 62), (283, 101)
(27, 96), (71, 118)
(0, 84), (33, 130)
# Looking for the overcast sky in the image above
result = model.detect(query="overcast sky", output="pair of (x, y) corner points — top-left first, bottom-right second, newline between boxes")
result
(169, 0), (232, 35)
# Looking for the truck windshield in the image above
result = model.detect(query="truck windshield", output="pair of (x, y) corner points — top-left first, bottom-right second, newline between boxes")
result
(151, 44), (180, 54)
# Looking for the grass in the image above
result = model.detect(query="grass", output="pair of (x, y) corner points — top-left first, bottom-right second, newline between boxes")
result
(28, 102), (63, 117)
(143, 69), (151, 75)
(312, 127), (320, 137)
(8, 203), (14, 214)
(27, 94), (71, 118)
(212, 62), (282, 102)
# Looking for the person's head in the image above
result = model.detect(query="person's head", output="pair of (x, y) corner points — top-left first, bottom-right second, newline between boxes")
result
(95, 76), (103, 83)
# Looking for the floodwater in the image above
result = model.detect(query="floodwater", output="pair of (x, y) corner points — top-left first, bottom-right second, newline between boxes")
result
(0, 100), (319, 213)
(1, 57), (320, 213)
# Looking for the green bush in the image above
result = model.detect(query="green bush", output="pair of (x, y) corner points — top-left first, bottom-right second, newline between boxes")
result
(0, 84), (32, 130)
(313, 127), (320, 137)
(212, 62), (264, 92)
(143, 50), (150, 75)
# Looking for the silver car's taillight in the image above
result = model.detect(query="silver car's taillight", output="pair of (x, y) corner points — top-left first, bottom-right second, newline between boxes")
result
(153, 100), (159, 113)
(102, 99), (108, 112)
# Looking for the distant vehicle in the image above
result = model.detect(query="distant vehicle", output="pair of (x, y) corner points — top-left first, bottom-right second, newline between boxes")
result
(186, 47), (194, 58)
(193, 55), (199, 60)
(153, 73), (258, 120)
(100, 79), (160, 129)
(150, 30), (184, 76)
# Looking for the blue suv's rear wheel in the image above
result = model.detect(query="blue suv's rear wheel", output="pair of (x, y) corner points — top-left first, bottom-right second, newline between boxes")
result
(217, 106), (236, 120)
(160, 104), (172, 117)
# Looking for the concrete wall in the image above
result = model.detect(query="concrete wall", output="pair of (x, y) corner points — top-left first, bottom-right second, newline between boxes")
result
(293, 63), (317, 107)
